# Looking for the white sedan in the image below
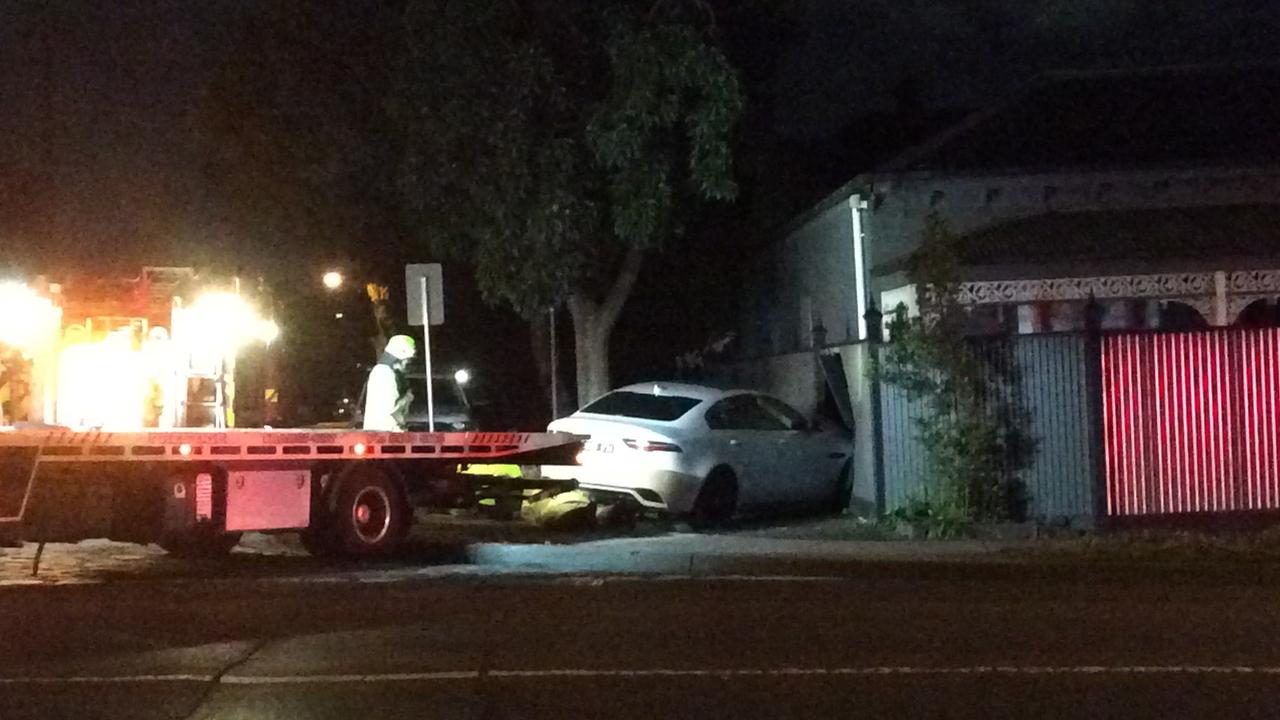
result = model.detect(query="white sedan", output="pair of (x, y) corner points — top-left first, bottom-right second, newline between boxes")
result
(544, 383), (852, 524)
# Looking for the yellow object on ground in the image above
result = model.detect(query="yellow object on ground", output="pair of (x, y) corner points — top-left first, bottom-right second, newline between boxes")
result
(458, 463), (594, 529)
(461, 464), (524, 506)
(521, 489), (595, 530)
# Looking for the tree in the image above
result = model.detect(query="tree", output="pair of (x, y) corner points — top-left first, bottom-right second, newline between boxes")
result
(398, 0), (744, 405)
(194, 1), (744, 412)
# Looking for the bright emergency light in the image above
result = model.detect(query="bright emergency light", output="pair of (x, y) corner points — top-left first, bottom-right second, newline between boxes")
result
(257, 319), (280, 344)
(189, 293), (278, 349)
(454, 368), (471, 386)
(0, 282), (58, 353)
(322, 271), (344, 290)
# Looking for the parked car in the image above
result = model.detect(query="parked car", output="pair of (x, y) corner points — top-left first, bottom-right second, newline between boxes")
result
(543, 382), (852, 524)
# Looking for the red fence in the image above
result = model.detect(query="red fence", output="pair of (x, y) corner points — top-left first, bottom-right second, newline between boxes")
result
(1102, 329), (1280, 516)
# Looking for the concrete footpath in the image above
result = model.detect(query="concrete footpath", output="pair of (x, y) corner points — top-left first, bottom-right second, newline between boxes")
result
(467, 532), (1020, 576)
(0, 515), (1028, 586)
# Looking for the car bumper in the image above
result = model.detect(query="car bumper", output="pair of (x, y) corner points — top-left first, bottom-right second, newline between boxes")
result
(541, 466), (703, 514)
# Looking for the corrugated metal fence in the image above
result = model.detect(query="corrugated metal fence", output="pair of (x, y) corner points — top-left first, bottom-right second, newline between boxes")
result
(879, 333), (1096, 521)
(1102, 329), (1280, 517)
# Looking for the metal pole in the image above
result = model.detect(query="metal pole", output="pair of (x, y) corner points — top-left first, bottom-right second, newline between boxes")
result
(549, 307), (558, 420)
(420, 275), (434, 432)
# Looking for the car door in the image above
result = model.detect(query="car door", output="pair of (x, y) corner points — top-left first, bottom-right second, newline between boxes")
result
(755, 395), (846, 504)
(703, 395), (780, 507)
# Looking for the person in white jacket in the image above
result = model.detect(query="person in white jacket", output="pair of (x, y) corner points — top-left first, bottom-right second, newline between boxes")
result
(362, 335), (417, 431)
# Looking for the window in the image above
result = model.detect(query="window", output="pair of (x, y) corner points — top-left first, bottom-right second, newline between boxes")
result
(705, 396), (751, 430)
(756, 396), (808, 431)
(705, 394), (796, 431)
(580, 391), (702, 422)
(407, 377), (466, 415)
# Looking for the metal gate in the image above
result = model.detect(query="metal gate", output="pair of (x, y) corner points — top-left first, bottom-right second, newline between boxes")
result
(1102, 329), (1280, 516)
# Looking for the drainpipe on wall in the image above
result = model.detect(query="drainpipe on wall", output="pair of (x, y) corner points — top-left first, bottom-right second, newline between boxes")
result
(848, 195), (869, 341)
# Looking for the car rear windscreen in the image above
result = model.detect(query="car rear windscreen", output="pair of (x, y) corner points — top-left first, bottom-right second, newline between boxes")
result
(580, 391), (701, 421)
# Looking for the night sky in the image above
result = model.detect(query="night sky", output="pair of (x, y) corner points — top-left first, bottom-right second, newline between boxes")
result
(2, 0), (1279, 422)
(5, 0), (1279, 267)
(0, 1), (253, 272)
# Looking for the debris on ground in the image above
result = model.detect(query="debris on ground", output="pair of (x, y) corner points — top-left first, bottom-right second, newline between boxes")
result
(521, 489), (597, 531)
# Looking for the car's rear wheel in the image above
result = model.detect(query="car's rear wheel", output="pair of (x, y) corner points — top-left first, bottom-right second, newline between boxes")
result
(691, 469), (738, 529)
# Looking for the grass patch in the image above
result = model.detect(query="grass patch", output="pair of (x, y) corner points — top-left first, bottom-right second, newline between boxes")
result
(1025, 526), (1280, 562)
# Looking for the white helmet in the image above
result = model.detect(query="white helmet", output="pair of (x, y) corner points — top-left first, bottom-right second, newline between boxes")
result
(385, 335), (417, 361)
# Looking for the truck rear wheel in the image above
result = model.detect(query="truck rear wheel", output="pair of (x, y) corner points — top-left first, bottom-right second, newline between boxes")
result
(329, 466), (411, 558)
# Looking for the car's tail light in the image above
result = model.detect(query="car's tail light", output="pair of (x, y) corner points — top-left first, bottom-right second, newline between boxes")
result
(623, 438), (683, 453)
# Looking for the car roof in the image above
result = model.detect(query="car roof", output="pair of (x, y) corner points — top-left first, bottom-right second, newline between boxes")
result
(604, 382), (751, 404)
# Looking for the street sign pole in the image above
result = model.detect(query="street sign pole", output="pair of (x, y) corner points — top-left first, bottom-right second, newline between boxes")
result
(405, 263), (443, 433)
(419, 275), (434, 432)
(549, 306), (558, 420)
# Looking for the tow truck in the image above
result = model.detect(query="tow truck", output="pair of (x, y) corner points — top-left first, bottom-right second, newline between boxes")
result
(0, 270), (581, 559)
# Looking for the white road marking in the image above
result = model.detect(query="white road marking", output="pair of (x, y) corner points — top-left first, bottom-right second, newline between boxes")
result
(220, 671), (479, 684)
(0, 571), (857, 589)
(588, 574), (850, 584)
(0, 674), (211, 684)
(485, 666), (1280, 678)
(5, 665), (1280, 686)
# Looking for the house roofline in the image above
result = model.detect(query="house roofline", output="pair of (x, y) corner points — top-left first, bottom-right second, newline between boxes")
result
(780, 62), (1280, 238)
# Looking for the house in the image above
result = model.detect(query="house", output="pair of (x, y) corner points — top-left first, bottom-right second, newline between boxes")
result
(727, 65), (1280, 518)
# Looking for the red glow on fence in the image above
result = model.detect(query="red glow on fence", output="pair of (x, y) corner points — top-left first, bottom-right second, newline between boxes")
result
(1102, 329), (1280, 516)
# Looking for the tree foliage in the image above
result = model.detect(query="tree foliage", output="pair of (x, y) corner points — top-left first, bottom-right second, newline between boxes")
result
(193, 0), (745, 408)
(397, 0), (744, 319)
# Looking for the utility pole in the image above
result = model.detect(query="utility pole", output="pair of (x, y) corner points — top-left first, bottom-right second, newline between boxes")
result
(549, 306), (558, 420)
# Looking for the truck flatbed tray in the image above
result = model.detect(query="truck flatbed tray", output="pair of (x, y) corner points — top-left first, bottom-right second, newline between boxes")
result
(0, 427), (582, 463)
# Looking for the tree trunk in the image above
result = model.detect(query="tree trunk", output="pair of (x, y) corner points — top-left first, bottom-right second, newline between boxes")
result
(566, 245), (645, 408)
(568, 299), (612, 407)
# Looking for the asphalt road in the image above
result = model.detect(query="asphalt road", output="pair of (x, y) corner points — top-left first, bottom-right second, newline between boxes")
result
(5, 558), (1280, 719)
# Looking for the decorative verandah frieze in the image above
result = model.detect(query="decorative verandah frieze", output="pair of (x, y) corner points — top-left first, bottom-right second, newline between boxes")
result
(955, 269), (1280, 326)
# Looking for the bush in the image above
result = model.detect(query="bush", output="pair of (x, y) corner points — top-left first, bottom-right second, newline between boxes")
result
(883, 497), (973, 539)
(871, 214), (1035, 523)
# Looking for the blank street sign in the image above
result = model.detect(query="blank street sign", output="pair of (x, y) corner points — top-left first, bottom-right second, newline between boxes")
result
(405, 263), (444, 326)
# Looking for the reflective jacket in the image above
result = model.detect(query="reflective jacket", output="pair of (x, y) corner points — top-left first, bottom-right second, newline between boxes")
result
(362, 353), (412, 431)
